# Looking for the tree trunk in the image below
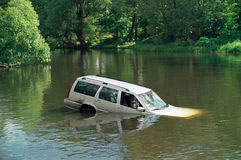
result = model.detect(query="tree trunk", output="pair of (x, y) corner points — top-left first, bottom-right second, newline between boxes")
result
(63, 29), (76, 49)
(75, 2), (88, 49)
(173, 0), (176, 8)
(134, 17), (138, 41)
(114, 26), (119, 42)
(127, 12), (137, 42)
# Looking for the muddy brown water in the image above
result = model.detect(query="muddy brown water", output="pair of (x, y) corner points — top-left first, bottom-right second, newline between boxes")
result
(0, 50), (240, 159)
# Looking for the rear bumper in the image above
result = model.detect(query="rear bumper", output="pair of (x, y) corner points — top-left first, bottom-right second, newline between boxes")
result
(64, 98), (82, 111)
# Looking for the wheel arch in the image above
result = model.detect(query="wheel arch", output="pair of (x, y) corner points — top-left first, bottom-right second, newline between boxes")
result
(80, 103), (97, 114)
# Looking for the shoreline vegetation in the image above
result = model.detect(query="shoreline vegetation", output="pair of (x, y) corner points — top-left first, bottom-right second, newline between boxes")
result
(91, 36), (241, 54)
(1, 37), (241, 69)
(0, 0), (50, 66)
(0, 63), (19, 69)
(1, 0), (241, 66)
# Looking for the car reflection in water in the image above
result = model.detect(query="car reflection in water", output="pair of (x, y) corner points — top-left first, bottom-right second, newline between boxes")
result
(65, 112), (160, 134)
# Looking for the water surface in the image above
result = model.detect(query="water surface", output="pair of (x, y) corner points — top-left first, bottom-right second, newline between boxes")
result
(0, 50), (240, 159)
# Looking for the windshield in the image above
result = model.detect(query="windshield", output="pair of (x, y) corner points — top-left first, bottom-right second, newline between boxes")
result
(138, 91), (166, 110)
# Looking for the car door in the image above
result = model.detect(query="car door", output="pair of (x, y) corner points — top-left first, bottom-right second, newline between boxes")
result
(94, 86), (119, 112)
(71, 80), (100, 105)
(116, 91), (142, 114)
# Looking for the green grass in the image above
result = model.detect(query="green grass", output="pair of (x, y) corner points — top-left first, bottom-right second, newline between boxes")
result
(129, 41), (194, 53)
(92, 36), (241, 54)
(219, 40), (241, 54)
(117, 42), (136, 48)
(93, 41), (194, 52)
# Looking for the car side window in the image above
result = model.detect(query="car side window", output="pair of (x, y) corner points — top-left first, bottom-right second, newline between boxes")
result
(74, 81), (100, 97)
(99, 87), (118, 103)
(121, 92), (142, 109)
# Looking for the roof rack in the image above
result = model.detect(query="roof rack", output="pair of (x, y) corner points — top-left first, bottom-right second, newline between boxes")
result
(81, 76), (130, 92)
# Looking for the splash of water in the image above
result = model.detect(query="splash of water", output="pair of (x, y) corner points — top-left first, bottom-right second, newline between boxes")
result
(153, 106), (203, 118)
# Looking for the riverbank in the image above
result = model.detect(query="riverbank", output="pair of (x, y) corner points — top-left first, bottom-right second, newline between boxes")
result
(1, 38), (240, 68)
(92, 41), (194, 52)
(91, 38), (241, 54)
(0, 63), (20, 69)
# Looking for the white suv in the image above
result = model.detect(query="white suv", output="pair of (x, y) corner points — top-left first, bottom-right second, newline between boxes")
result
(64, 75), (200, 117)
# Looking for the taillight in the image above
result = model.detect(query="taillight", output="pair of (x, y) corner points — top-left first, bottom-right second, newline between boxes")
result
(67, 78), (77, 98)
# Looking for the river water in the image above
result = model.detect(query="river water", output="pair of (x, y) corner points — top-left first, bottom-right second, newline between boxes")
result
(0, 50), (240, 159)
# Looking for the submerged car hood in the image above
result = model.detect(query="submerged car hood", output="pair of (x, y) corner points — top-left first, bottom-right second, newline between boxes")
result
(151, 105), (202, 118)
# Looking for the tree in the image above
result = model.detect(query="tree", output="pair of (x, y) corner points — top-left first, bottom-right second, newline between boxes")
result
(221, 0), (241, 38)
(99, 0), (135, 43)
(0, 0), (10, 8)
(138, 0), (227, 43)
(0, 0), (50, 64)
(35, 0), (111, 49)
(31, 0), (49, 38)
(28, 0), (241, 48)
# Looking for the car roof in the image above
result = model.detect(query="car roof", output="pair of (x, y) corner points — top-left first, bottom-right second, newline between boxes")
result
(80, 75), (151, 94)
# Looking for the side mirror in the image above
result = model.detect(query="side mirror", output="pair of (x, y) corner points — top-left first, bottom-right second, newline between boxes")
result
(137, 107), (145, 112)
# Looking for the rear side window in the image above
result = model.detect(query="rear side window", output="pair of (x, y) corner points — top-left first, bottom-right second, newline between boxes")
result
(99, 87), (118, 103)
(74, 81), (100, 97)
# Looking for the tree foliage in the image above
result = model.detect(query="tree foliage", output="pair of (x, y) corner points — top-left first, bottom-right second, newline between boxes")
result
(0, 0), (50, 64)
(2, 0), (240, 50)
(221, 0), (241, 37)
(32, 0), (111, 48)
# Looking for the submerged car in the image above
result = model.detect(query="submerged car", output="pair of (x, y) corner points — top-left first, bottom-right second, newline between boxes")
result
(64, 75), (201, 118)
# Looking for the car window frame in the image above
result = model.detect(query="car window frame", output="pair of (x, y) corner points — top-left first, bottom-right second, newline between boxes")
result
(120, 91), (142, 109)
(73, 80), (101, 98)
(98, 86), (119, 104)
